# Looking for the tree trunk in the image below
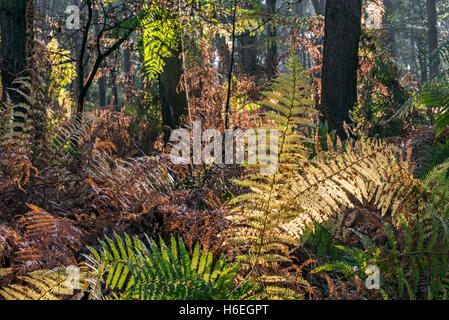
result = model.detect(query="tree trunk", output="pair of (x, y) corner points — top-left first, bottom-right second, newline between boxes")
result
(0, 0), (27, 131)
(93, 8), (106, 108)
(426, 0), (439, 81)
(159, 47), (188, 143)
(266, 0), (277, 81)
(217, 36), (231, 83)
(383, 0), (397, 58)
(321, 0), (362, 138)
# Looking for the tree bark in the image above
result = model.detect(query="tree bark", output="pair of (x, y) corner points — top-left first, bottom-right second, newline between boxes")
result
(426, 0), (439, 81)
(321, 0), (362, 138)
(266, 0), (277, 81)
(93, 8), (106, 108)
(0, 0), (27, 131)
(159, 47), (188, 143)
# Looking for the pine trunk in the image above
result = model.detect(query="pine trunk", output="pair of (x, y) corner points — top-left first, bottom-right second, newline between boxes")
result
(0, 0), (28, 131)
(321, 0), (362, 138)
(427, 0), (439, 81)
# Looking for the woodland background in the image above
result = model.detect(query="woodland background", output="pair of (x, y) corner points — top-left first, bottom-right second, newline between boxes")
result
(0, 0), (448, 300)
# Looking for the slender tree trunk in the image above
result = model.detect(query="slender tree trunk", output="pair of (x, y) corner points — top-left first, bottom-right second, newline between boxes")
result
(417, 38), (429, 84)
(320, 0), (326, 14)
(321, 0), (362, 138)
(217, 36), (231, 83)
(159, 46), (188, 143)
(239, 36), (257, 76)
(93, 8), (106, 109)
(0, 0), (27, 131)
(40, 0), (47, 19)
(123, 45), (132, 105)
(426, 0), (439, 81)
(266, 0), (277, 81)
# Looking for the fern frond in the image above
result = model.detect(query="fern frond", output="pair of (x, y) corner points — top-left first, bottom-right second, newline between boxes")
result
(420, 84), (449, 137)
(423, 159), (449, 217)
(86, 233), (253, 300)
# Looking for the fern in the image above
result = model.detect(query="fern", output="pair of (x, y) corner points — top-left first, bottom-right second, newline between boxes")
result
(0, 268), (84, 300)
(86, 151), (175, 213)
(226, 51), (318, 299)
(85, 233), (253, 300)
(429, 40), (449, 84)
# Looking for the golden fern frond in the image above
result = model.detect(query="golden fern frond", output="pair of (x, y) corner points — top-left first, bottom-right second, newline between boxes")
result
(282, 138), (425, 241)
(0, 268), (85, 300)
(226, 51), (317, 299)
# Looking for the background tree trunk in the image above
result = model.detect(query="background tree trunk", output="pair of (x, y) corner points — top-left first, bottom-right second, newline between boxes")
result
(321, 0), (362, 138)
(238, 3), (258, 76)
(0, 0), (28, 132)
(311, 0), (323, 15)
(94, 8), (106, 109)
(426, 0), (439, 81)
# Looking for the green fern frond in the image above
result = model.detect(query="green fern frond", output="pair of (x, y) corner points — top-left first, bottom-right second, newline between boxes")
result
(86, 233), (253, 300)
